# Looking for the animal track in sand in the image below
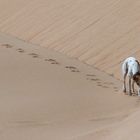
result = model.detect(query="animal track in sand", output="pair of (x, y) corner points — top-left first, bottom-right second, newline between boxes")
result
(86, 74), (96, 77)
(97, 84), (102, 87)
(87, 78), (100, 81)
(97, 81), (102, 84)
(103, 82), (114, 85)
(91, 78), (100, 81)
(28, 53), (40, 58)
(136, 98), (140, 106)
(45, 59), (56, 62)
(97, 84), (109, 88)
(16, 48), (25, 53)
(113, 87), (118, 90)
(65, 66), (77, 69)
(65, 66), (80, 72)
(2, 43), (13, 48)
(1, 43), (117, 91)
(71, 69), (80, 73)
(86, 74), (101, 81)
(102, 85), (109, 88)
(44, 59), (60, 65)
(114, 89), (119, 92)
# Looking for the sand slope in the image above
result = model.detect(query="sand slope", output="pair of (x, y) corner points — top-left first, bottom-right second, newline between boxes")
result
(0, 0), (140, 139)
(0, 32), (139, 139)
(0, 0), (140, 78)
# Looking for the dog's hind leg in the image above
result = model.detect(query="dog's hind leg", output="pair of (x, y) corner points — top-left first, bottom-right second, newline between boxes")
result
(123, 73), (127, 93)
(138, 88), (140, 96)
(122, 62), (128, 93)
(129, 77), (132, 96)
(132, 80), (135, 94)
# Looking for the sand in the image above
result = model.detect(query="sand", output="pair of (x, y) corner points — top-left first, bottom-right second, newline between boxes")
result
(0, 0), (140, 139)
(0, 0), (140, 79)
(0, 32), (138, 140)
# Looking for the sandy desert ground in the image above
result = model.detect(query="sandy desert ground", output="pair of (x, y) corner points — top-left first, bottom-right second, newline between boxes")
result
(0, 0), (140, 139)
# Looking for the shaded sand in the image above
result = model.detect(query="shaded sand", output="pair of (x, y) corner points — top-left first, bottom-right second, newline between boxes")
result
(0, 32), (139, 140)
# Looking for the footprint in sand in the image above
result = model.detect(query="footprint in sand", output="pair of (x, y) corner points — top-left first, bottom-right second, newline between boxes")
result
(114, 90), (119, 92)
(28, 53), (40, 58)
(97, 84), (102, 87)
(86, 74), (96, 77)
(90, 78), (100, 81)
(103, 82), (114, 85)
(108, 82), (114, 85)
(87, 77), (100, 81)
(102, 85), (109, 88)
(97, 84), (109, 88)
(97, 81), (102, 84)
(2, 43), (13, 48)
(44, 59), (60, 65)
(113, 87), (119, 92)
(136, 98), (140, 106)
(16, 48), (25, 53)
(113, 87), (118, 89)
(65, 66), (80, 73)
(86, 74), (99, 81)
(65, 66), (77, 69)
(71, 69), (80, 73)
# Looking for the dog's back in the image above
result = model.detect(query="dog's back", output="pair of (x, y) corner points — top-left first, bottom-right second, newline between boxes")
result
(122, 57), (140, 95)
(122, 57), (139, 77)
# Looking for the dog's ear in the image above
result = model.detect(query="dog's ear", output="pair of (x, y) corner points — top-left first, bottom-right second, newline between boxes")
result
(135, 60), (140, 65)
(133, 74), (139, 81)
(133, 74), (140, 82)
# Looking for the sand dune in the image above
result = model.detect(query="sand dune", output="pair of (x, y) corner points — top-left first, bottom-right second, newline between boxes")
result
(0, 0), (140, 139)
(0, 32), (139, 140)
(0, 0), (140, 78)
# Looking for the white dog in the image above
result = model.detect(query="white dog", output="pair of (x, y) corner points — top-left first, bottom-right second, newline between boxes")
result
(122, 57), (140, 96)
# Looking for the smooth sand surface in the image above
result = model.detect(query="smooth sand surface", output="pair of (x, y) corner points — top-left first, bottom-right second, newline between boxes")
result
(0, 0), (140, 139)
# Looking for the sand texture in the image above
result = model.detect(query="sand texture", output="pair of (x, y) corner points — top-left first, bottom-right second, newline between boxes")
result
(0, 0), (140, 78)
(0, 0), (140, 139)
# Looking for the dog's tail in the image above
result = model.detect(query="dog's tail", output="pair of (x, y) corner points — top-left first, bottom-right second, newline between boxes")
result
(135, 60), (140, 65)
(122, 61), (128, 76)
(135, 60), (140, 72)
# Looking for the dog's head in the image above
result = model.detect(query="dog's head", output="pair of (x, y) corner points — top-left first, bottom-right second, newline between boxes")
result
(133, 72), (140, 86)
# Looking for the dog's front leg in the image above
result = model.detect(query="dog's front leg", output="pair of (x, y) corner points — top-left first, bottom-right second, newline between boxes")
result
(123, 73), (127, 93)
(132, 80), (135, 94)
(138, 88), (140, 96)
(129, 77), (132, 96)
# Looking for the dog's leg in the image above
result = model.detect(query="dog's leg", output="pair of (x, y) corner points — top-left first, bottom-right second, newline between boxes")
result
(138, 87), (140, 96)
(132, 80), (135, 94)
(129, 77), (132, 96)
(123, 72), (127, 93)
(122, 61), (128, 93)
